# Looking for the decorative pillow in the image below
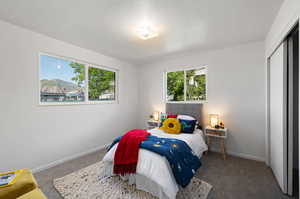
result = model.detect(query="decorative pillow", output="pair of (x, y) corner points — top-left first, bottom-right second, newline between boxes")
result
(167, 114), (178, 118)
(160, 118), (181, 134)
(160, 114), (178, 127)
(177, 114), (196, 120)
(179, 119), (197, 134)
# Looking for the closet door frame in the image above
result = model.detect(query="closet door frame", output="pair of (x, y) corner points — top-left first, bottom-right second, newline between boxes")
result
(267, 24), (299, 195)
(266, 20), (300, 167)
(287, 33), (295, 195)
(287, 26), (299, 196)
(266, 15), (300, 196)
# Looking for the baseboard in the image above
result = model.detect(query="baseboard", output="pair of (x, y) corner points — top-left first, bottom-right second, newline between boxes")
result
(31, 144), (265, 173)
(32, 144), (109, 173)
(226, 151), (265, 162)
(209, 148), (265, 162)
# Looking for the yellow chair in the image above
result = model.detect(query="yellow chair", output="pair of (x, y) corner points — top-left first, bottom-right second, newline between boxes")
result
(17, 188), (47, 199)
(0, 169), (47, 199)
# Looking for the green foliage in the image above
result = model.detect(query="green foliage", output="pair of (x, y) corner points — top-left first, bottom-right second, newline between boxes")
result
(69, 62), (115, 100)
(88, 67), (115, 100)
(70, 62), (85, 87)
(186, 69), (206, 100)
(167, 71), (184, 101)
(167, 69), (206, 101)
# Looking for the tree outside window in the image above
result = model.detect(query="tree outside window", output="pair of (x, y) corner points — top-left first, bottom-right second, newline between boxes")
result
(88, 67), (115, 101)
(166, 67), (207, 102)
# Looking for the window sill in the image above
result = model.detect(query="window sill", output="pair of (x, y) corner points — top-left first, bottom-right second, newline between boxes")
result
(38, 100), (118, 106)
(165, 101), (207, 104)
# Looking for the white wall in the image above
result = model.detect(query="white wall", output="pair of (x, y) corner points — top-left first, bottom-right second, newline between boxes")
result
(138, 41), (266, 161)
(265, 0), (300, 57)
(0, 20), (139, 172)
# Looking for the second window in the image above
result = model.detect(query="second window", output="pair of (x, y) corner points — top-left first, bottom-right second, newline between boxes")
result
(166, 67), (207, 103)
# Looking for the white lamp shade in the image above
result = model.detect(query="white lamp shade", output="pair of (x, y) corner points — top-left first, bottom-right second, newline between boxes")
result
(209, 114), (219, 127)
(153, 111), (160, 121)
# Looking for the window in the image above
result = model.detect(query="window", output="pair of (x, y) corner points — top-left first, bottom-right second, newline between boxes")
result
(39, 54), (117, 105)
(165, 67), (207, 103)
(167, 71), (184, 101)
(88, 66), (116, 101)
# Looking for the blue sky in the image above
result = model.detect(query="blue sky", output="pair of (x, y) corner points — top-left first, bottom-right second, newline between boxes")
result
(40, 55), (82, 84)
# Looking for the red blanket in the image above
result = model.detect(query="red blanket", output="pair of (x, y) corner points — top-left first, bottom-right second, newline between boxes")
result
(113, 129), (150, 175)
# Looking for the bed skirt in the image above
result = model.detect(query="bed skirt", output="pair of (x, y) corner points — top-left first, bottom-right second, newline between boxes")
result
(103, 162), (173, 199)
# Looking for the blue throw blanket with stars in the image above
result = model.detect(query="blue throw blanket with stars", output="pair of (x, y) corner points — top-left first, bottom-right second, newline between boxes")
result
(109, 135), (201, 187)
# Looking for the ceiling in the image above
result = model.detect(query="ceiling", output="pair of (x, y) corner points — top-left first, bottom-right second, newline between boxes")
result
(0, 0), (283, 64)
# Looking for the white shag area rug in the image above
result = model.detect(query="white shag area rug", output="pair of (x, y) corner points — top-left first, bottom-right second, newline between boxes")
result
(54, 161), (212, 199)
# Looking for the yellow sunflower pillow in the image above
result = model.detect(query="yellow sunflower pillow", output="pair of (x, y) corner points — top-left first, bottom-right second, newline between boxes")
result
(159, 118), (181, 134)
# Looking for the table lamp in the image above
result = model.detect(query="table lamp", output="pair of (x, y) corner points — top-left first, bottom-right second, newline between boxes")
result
(209, 114), (219, 128)
(153, 111), (160, 121)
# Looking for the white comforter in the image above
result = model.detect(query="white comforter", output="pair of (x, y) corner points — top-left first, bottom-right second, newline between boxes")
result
(102, 128), (208, 199)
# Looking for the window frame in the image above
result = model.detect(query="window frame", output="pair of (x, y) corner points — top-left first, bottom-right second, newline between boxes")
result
(164, 66), (208, 104)
(38, 52), (119, 106)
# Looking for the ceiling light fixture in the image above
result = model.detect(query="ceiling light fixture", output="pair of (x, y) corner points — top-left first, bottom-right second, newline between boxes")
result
(136, 24), (159, 40)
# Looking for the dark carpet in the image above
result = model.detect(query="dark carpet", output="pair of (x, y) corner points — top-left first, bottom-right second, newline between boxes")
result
(34, 149), (295, 199)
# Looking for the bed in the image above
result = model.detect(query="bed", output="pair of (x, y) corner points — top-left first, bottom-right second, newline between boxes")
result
(102, 104), (208, 199)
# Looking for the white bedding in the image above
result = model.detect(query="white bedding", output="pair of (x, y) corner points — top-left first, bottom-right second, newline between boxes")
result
(102, 128), (208, 199)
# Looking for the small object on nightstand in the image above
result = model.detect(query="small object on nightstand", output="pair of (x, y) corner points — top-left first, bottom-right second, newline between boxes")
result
(205, 126), (228, 160)
(147, 119), (161, 130)
(219, 121), (225, 129)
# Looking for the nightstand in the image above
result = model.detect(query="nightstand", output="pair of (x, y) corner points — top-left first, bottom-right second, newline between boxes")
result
(205, 126), (228, 160)
(147, 120), (161, 130)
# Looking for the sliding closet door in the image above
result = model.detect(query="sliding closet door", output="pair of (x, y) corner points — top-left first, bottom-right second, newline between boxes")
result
(269, 43), (287, 193)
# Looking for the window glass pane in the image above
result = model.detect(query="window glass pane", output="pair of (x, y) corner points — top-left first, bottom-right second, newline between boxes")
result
(40, 55), (85, 103)
(88, 66), (116, 101)
(186, 69), (206, 101)
(167, 71), (184, 101)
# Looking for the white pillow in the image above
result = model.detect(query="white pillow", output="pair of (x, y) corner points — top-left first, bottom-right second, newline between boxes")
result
(177, 114), (196, 120)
